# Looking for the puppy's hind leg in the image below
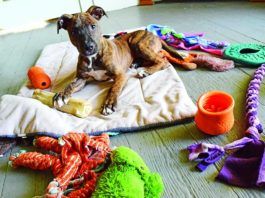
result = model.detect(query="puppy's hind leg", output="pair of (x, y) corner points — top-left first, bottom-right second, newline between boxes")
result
(137, 49), (169, 78)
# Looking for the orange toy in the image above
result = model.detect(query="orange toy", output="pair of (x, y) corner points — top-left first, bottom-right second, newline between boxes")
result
(27, 66), (51, 89)
(160, 49), (197, 70)
(161, 50), (234, 72)
(194, 91), (235, 135)
(9, 133), (111, 198)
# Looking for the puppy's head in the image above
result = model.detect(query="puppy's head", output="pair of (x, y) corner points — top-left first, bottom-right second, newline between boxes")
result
(57, 6), (107, 57)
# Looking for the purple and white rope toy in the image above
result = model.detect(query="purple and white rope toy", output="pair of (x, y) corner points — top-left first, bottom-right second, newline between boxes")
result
(187, 64), (265, 188)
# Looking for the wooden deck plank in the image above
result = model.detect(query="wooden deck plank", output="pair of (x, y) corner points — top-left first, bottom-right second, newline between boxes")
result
(1, 146), (52, 198)
(204, 4), (265, 43)
(155, 125), (238, 198)
(0, 149), (11, 197)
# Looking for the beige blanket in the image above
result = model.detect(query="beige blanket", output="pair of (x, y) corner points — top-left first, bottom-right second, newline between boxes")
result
(0, 41), (197, 137)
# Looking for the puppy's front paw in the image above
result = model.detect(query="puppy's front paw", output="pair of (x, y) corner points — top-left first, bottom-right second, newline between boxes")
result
(101, 101), (117, 116)
(131, 62), (140, 69)
(53, 92), (70, 108)
(137, 68), (150, 78)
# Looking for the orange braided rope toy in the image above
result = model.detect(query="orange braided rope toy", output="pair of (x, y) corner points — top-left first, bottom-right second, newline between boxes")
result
(9, 133), (111, 198)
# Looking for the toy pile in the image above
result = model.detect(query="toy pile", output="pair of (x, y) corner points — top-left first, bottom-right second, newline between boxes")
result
(187, 64), (265, 188)
(149, 23), (265, 189)
(144, 24), (265, 189)
(9, 133), (164, 198)
(147, 24), (228, 56)
(146, 24), (265, 72)
(146, 24), (236, 72)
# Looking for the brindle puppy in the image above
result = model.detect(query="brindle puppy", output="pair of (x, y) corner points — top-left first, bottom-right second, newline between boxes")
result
(54, 6), (188, 115)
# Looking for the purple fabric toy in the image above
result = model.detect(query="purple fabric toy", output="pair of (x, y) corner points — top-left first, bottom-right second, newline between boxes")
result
(187, 64), (265, 187)
(146, 24), (229, 56)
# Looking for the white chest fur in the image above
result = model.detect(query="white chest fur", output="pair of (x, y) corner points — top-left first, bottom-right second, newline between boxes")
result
(85, 55), (110, 81)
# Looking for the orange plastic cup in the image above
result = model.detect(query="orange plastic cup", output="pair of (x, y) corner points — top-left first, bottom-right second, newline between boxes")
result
(194, 90), (235, 135)
(27, 66), (51, 89)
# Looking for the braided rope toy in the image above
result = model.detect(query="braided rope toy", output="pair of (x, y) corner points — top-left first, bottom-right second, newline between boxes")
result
(187, 64), (265, 187)
(9, 133), (111, 197)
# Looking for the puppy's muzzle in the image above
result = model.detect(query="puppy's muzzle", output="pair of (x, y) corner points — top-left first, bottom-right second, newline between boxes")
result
(83, 42), (97, 56)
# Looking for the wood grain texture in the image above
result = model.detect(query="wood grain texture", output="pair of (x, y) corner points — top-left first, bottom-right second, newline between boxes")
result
(1, 146), (52, 198)
(1, 1), (265, 198)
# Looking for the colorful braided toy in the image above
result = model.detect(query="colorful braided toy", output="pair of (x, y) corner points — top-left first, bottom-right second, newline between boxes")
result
(9, 133), (111, 197)
(187, 64), (265, 187)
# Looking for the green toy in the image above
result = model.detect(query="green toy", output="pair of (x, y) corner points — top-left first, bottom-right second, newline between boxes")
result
(92, 146), (164, 198)
(224, 43), (265, 67)
(160, 27), (185, 39)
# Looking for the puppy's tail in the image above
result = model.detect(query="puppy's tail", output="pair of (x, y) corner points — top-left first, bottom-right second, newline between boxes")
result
(161, 39), (184, 60)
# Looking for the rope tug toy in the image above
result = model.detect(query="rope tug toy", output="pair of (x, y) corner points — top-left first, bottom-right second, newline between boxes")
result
(9, 134), (164, 198)
(9, 133), (111, 197)
(187, 64), (265, 187)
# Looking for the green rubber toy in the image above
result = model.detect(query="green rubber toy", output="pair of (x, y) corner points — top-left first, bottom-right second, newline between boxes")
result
(92, 146), (164, 198)
(224, 43), (265, 66)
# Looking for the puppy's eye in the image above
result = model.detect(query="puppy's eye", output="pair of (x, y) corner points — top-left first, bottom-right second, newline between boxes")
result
(91, 24), (96, 30)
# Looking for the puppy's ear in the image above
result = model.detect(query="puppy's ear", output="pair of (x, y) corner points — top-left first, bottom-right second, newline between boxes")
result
(57, 14), (73, 34)
(86, 6), (107, 21)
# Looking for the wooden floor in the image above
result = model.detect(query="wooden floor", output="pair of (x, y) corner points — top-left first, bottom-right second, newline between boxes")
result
(1, 1), (265, 197)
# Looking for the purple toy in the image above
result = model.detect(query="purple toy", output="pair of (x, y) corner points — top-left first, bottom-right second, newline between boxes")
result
(147, 24), (229, 56)
(187, 64), (265, 187)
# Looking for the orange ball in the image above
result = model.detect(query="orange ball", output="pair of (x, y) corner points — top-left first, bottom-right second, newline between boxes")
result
(27, 66), (51, 89)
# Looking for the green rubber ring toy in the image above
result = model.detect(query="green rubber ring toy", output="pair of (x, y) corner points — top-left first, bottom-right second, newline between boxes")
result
(224, 43), (265, 67)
